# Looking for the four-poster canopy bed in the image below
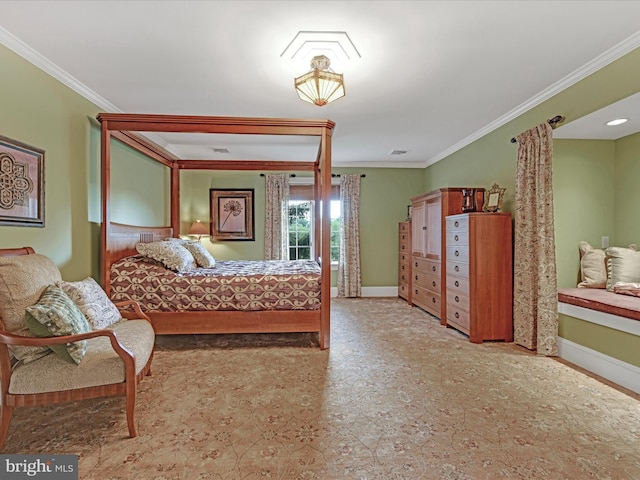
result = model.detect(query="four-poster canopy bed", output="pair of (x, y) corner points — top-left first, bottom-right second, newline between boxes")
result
(97, 114), (335, 349)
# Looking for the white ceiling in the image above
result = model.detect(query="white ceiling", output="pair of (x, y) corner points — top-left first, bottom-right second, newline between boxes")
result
(1, 1), (640, 167)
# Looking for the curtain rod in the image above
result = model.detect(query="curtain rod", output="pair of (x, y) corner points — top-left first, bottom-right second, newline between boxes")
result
(259, 173), (366, 178)
(510, 115), (564, 143)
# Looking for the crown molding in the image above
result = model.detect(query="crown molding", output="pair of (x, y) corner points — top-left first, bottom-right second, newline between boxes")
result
(0, 26), (170, 148)
(423, 30), (640, 168)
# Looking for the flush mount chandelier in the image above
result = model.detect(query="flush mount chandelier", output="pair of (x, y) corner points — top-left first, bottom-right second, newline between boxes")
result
(282, 31), (360, 107)
(294, 55), (345, 106)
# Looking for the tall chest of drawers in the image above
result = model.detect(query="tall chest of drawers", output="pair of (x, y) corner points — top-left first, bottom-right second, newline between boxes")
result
(398, 222), (411, 301)
(445, 212), (513, 343)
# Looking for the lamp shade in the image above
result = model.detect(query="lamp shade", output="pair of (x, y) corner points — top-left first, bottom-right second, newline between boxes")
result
(294, 55), (345, 106)
(188, 220), (209, 239)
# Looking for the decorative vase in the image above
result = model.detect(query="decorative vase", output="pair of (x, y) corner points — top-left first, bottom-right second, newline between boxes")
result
(461, 188), (477, 213)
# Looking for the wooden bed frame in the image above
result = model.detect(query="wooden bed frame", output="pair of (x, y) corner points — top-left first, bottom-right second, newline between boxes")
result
(98, 114), (334, 349)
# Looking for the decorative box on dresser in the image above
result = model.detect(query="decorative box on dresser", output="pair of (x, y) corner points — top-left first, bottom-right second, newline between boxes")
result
(445, 212), (513, 343)
(410, 188), (484, 323)
(398, 221), (411, 302)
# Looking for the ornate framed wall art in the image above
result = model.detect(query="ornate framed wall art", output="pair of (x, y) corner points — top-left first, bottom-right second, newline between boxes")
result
(210, 188), (254, 241)
(0, 135), (45, 227)
(482, 183), (506, 213)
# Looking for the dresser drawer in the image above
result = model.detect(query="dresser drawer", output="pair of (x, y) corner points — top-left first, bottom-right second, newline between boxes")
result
(413, 285), (441, 316)
(446, 275), (469, 294)
(413, 257), (440, 277)
(398, 266), (410, 284)
(446, 230), (469, 247)
(414, 269), (440, 292)
(447, 260), (469, 278)
(446, 215), (469, 232)
(446, 246), (469, 263)
(398, 282), (409, 300)
(447, 304), (470, 334)
(446, 289), (470, 312)
(399, 222), (410, 233)
(399, 252), (410, 263)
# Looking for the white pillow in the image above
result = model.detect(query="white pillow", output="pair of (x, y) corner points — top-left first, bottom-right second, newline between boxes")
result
(165, 238), (216, 268)
(59, 277), (122, 330)
(136, 241), (197, 273)
(578, 241), (606, 288)
(605, 244), (640, 292)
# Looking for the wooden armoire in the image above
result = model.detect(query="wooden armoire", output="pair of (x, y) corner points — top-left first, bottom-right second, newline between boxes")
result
(408, 188), (484, 324)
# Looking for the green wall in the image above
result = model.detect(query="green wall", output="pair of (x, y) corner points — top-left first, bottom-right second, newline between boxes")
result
(423, 47), (640, 365)
(614, 131), (640, 245)
(0, 44), (169, 280)
(180, 167), (425, 287)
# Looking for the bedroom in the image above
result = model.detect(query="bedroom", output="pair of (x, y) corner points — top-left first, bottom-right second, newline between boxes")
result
(0, 1), (640, 476)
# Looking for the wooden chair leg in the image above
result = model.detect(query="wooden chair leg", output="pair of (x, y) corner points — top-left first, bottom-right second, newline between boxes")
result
(125, 383), (137, 438)
(0, 404), (14, 450)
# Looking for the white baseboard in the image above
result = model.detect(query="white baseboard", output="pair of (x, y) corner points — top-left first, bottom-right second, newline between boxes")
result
(557, 337), (640, 394)
(330, 286), (398, 297)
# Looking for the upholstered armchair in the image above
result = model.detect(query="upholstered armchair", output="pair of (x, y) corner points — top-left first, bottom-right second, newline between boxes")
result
(0, 247), (155, 450)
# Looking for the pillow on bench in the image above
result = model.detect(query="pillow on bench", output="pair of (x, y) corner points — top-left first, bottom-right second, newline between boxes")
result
(605, 245), (640, 292)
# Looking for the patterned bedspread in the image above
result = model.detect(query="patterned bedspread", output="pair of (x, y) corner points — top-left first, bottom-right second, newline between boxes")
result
(110, 255), (321, 312)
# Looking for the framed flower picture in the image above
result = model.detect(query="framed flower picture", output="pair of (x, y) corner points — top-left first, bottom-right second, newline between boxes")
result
(209, 189), (254, 241)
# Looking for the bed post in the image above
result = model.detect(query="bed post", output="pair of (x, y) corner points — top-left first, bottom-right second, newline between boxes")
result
(100, 117), (112, 294)
(170, 164), (180, 236)
(319, 127), (332, 350)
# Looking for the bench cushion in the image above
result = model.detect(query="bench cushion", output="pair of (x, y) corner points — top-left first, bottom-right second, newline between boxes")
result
(9, 319), (155, 395)
(558, 287), (640, 321)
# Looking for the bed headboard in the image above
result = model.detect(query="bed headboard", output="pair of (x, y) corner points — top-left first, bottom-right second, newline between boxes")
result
(107, 222), (173, 264)
(0, 247), (36, 258)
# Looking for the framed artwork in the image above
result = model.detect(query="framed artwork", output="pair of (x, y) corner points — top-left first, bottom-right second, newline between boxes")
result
(0, 135), (45, 227)
(482, 183), (506, 213)
(210, 188), (254, 241)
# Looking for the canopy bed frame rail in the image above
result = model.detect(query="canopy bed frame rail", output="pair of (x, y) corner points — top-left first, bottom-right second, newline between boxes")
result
(98, 114), (334, 349)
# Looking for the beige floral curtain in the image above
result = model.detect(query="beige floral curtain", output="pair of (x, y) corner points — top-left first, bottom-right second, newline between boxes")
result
(513, 122), (558, 356)
(264, 174), (289, 260)
(338, 174), (361, 297)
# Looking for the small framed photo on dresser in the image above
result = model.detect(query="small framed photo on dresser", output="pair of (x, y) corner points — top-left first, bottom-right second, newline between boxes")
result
(482, 183), (505, 213)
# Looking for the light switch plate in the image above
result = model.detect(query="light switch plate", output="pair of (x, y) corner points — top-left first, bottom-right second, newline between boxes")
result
(601, 236), (609, 248)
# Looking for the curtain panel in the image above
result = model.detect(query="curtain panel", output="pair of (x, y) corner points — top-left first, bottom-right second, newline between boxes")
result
(264, 174), (289, 260)
(337, 174), (361, 297)
(513, 122), (558, 356)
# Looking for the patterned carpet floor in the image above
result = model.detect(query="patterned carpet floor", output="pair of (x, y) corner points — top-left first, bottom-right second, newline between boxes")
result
(3, 298), (640, 479)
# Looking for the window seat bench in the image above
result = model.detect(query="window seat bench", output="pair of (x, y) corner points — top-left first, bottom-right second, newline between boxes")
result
(557, 287), (640, 395)
(558, 287), (640, 322)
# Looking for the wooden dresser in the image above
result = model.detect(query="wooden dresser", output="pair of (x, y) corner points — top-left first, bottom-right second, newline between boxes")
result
(445, 212), (513, 343)
(409, 188), (484, 323)
(398, 221), (411, 302)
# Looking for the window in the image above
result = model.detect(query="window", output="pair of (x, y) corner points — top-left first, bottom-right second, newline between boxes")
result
(288, 184), (340, 262)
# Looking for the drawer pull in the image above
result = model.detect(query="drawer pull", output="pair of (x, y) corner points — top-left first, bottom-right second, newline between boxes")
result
(423, 226), (427, 230)
(455, 312), (459, 319)
(415, 290), (418, 295)
(432, 281), (436, 287)
(415, 275), (418, 281)
(454, 235), (459, 242)
(415, 262), (419, 268)
(455, 250), (460, 257)
(432, 297), (436, 303)
(454, 221), (459, 227)
(454, 265), (460, 272)
(455, 295), (459, 303)
(455, 280), (459, 287)
(432, 265), (436, 272)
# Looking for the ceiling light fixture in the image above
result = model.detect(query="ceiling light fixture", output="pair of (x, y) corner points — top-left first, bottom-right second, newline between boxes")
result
(606, 118), (628, 126)
(294, 55), (345, 106)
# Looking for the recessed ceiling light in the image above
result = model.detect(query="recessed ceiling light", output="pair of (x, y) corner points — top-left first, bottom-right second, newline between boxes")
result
(606, 118), (628, 126)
